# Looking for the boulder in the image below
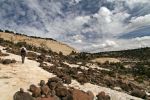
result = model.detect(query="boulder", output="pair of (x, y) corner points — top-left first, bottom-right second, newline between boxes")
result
(11, 59), (17, 63)
(13, 88), (33, 100)
(37, 54), (46, 62)
(2, 59), (12, 64)
(61, 94), (73, 100)
(55, 86), (69, 97)
(61, 75), (72, 84)
(74, 74), (88, 85)
(48, 82), (58, 90)
(120, 82), (131, 92)
(39, 80), (46, 87)
(131, 89), (146, 99)
(47, 77), (63, 90)
(71, 89), (94, 100)
(28, 84), (41, 98)
(87, 91), (94, 100)
(96, 91), (110, 100)
(35, 96), (60, 100)
(41, 85), (51, 97)
(48, 77), (61, 83)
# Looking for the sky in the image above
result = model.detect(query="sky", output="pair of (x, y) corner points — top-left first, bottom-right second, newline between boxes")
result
(0, 0), (150, 52)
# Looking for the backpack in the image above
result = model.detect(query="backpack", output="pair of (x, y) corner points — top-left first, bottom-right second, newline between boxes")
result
(21, 48), (26, 55)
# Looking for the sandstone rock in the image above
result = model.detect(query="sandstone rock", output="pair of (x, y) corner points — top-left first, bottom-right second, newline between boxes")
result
(61, 75), (71, 84)
(2, 59), (12, 64)
(41, 85), (51, 97)
(55, 86), (69, 97)
(71, 89), (94, 100)
(74, 74), (88, 85)
(35, 96), (60, 100)
(48, 77), (61, 83)
(96, 91), (110, 100)
(39, 80), (46, 87)
(48, 82), (58, 90)
(131, 89), (146, 99)
(13, 88), (33, 100)
(28, 84), (41, 98)
(11, 59), (17, 63)
(37, 54), (46, 62)
(120, 82), (131, 92)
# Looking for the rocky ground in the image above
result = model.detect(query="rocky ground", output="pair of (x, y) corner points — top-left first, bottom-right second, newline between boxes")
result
(0, 45), (148, 100)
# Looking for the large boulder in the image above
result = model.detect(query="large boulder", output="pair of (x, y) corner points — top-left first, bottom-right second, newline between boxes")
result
(131, 89), (146, 99)
(28, 84), (41, 98)
(13, 88), (33, 100)
(47, 77), (63, 90)
(40, 85), (51, 97)
(96, 91), (110, 100)
(48, 77), (61, 83)
(2, 59), (16, 64)
(55, 86), (69, 97)
(35, 96), (60, 100)
(71, 89), (94, 100)
(61, 75), (72, 84)
(48, 82), (58, 90)
(120, 82), (131, 92)
(2, 59), (12, 64)
(39, 80), (50, 97)
(37, 54), (46, 63)
(74, 74), (88, 85)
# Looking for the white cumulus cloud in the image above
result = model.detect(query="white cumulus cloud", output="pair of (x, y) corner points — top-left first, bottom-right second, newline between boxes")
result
(0, 0), (150, 52)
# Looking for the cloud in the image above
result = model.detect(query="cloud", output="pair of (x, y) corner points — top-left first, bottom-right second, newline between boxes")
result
(134, 36), (150, 41)
(74, 0), (82, 3)
(101, 40), (118, 48)
(129, 14), (150, 28)
(0, 0), (150, 52)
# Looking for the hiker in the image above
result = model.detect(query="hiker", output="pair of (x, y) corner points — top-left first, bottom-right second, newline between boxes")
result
(20, 46), (27, 63)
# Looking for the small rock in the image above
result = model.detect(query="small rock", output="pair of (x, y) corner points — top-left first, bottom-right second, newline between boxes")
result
(131, 89), (146, 99)
(96, 91), (110, 100)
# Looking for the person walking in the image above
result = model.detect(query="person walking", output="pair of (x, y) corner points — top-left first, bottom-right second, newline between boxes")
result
(20, 46), (27, 64)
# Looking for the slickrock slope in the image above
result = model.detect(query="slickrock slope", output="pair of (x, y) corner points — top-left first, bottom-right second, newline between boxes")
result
(0, 32), (76, 55)
(0, 46), (55, 100)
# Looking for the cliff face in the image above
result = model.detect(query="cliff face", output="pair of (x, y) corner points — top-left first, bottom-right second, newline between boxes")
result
(0, 32), (77, 55)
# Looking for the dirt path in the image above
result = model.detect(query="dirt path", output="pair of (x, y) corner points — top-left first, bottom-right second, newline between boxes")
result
(0, 46), (55, 100)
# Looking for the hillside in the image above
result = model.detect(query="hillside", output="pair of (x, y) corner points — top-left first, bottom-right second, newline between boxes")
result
(0, 31), (76, 55)
(0, 32), (150, 100)
(93, 47), (150, 61)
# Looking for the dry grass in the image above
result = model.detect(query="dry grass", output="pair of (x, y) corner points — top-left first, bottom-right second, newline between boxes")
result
(91, 57), (120, 64)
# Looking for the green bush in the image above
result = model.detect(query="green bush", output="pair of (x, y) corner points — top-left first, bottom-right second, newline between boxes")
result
(135, 76), (144, 83)
(0, 29), (3, 32)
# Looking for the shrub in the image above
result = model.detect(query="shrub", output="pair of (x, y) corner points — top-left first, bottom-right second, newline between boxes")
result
(0, 29), (3, 32)
(135, 76), (144, 83)
(5, 30), (14, 33)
